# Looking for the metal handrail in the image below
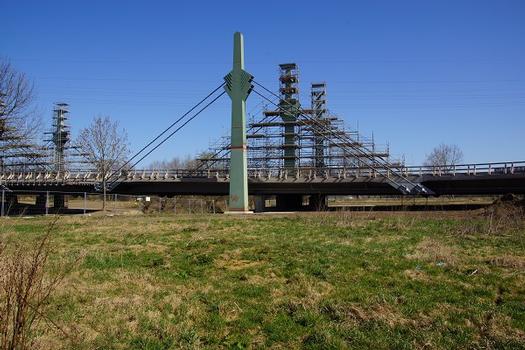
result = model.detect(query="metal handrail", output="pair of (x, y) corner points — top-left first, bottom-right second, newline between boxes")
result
(1, 160), (524, 184)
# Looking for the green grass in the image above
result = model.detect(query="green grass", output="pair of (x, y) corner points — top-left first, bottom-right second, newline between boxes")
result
(1, 212), (524, 349)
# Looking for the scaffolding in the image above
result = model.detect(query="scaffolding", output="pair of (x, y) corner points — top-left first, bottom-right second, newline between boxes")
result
(0, 93), (48, 172)
(43, 103), (87, 172)
(198, 63), (402, 172)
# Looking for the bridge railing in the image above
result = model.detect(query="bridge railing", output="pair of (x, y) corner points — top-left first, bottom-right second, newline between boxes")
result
(246, 161), (525, 179)
(0, 168), (232, 184)
(400, 161), (525, 177)
(1, 161), (524, 185)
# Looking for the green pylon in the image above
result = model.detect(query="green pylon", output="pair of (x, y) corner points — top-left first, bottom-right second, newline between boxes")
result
(224, 32), (253, 212)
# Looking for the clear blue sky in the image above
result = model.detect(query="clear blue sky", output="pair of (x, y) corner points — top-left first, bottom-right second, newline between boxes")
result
(3, 0), (524, 165)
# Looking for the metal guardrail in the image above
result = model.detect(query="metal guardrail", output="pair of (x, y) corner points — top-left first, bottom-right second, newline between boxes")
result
(245, 161), (525, 180)
(398, 161), (525, 177)
(1, 161), (524, 185)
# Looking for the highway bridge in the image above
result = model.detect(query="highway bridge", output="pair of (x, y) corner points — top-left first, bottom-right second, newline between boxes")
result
(2, 161), (524, 212)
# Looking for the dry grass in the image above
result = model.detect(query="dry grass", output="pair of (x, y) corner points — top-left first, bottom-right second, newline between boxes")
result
(450, 198), (525, 236)
(486, 256), (525, 271)
(0, 219), (80, 350)
(0, 211), (524, 348)
(407, 237), (458, 266)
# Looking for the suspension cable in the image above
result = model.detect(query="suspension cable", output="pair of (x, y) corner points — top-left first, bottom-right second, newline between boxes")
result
(115, 82), (225, 173)
(251, 81), (418, 186)
(192, 92), (283, 171)
(106, 90), (227, 188)
(252, 80), (387, 161)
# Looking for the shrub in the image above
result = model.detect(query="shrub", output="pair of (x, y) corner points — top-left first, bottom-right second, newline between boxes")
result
(0, 220), (77, 349)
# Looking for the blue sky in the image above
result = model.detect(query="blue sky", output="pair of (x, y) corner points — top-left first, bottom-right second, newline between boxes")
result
(2, 0), (524, 165)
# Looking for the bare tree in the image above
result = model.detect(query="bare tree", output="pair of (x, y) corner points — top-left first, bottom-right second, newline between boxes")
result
(0, 59), (34, 127)
(77, 116), (129, 210)
(148, 156), (191, 170)
(424, 143), (464, 169)
(148, 153), (205, 170)
(0, 59), (42, 171)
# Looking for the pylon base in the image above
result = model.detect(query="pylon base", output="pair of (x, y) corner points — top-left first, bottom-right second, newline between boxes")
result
(224, 210), (254, 215)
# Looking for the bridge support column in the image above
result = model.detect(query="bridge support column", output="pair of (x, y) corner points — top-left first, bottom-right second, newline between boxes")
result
(6, 193), (18, 207)
(0, 193), (18, 215)
(254, 195), (265, 213)
(35, 194), (47, 213)
(275, 194), (304, 211)
(308, 194), (327, 211)
(224, 32), (254, 213)
(53, 194), (66, 211)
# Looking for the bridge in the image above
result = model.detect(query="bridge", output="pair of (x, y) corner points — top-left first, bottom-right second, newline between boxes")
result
(1, 32), (524, 213)
(2, 161), (524, 212)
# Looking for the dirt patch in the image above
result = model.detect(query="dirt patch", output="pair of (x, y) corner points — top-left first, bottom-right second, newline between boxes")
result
(467, 312), (525, 344)
(247, 272), (285, 285)
(403, 268), (430, 282)
(486, 256), (525, 271)
(215, 250), (263, 270)
(407, 237), (458, 266)
(321, 302), (410, 328)
(473, 195), (525, 234)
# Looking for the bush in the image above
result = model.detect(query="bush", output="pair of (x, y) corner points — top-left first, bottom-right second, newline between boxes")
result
(0, 220), (77, 349)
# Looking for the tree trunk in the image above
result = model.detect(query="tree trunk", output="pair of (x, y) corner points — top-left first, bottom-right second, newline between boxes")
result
(103, 177), (107, 211)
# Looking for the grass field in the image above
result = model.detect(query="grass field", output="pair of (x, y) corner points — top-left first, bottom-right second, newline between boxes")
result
(1, 210), (524, 349)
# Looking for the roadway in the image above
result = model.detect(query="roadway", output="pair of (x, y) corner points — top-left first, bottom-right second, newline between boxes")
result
(2, 169), (525, 197)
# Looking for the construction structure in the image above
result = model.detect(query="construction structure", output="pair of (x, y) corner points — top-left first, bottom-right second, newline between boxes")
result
(46, 103), (71, 172)
(198, 62), (399, 174)
(43, 102), (85, 172)
(1, 101), (85, 171)
(0, 92), (47, 173)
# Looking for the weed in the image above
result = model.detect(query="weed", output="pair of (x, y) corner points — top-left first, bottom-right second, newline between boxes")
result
(0, 219), (80, 349)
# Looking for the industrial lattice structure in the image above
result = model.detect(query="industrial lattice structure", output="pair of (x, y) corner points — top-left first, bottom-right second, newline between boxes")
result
(45, 103), (71, 172)
(0, 100), (86, 173)
(197, 63), (401, 172)
(43, 103), (86, 172)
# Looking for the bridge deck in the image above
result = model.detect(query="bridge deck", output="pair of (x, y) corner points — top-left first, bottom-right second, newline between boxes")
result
(2, 166), (524, 196)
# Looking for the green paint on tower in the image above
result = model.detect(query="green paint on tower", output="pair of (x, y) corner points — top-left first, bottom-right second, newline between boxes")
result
(224, 32), (253, 212)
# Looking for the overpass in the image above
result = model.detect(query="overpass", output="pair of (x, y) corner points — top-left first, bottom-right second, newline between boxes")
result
(2, 161), (524, 212)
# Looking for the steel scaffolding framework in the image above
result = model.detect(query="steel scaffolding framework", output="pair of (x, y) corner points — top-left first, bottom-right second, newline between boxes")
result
(43, 102), (86, 172)
(0, 93), (48, 172)
(0, 100), (87, 173)
(197, 63), (401, 172)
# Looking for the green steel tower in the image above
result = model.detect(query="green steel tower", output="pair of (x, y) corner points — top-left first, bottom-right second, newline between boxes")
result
(224, 32), (253, 212)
